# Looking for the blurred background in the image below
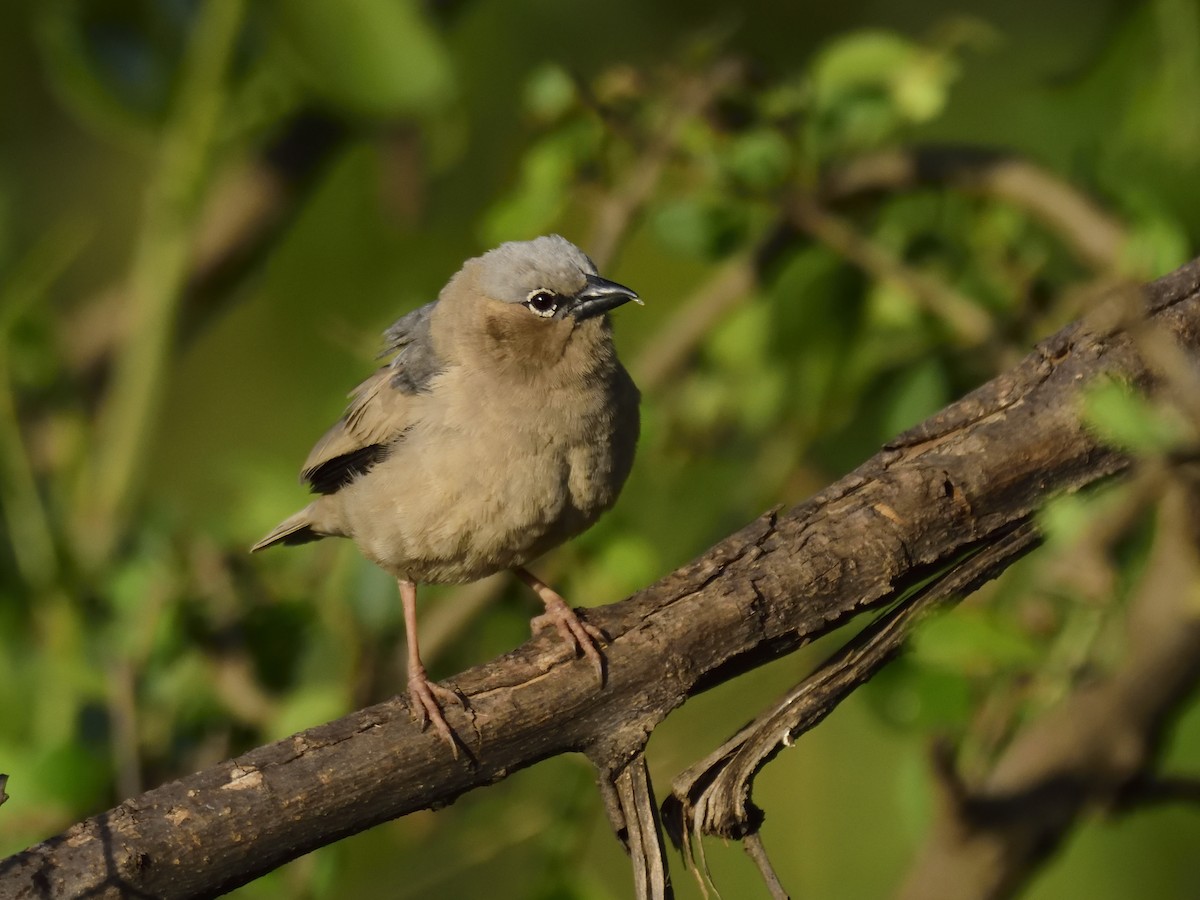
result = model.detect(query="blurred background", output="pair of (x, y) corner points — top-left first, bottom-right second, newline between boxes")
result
(2, 0), (1200, 896)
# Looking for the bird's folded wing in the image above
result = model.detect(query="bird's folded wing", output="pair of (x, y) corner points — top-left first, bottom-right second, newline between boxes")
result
(381, 300), (443, 392)
(301, 302), (444, 495)
(298, 368), (411, 493)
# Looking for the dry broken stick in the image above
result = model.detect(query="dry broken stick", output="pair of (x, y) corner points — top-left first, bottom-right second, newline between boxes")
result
(599, 754), (674, 900)
(662, 521), (1042, 896)
(1, 258), (1198, 900)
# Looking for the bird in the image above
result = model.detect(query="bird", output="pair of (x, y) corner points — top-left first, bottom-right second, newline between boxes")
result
(251, 235), (641, 752)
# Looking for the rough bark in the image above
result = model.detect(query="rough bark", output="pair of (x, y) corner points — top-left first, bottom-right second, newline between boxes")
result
(2, 259), (1198, 900)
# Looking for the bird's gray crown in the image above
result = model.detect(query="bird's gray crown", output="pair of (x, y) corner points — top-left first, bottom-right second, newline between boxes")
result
(475, 235), (599, 304)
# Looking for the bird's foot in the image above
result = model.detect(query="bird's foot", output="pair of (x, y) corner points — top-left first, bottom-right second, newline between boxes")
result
(407, 668), (466, 757)
(530, 592), (606, 685)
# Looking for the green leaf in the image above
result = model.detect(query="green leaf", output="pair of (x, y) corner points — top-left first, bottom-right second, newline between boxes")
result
(1038, 487), (1126, 550)
(523, 64), (577, 122)
(30, 741), (111, 810)
(572, 535), (660, 601)
(652, 197), (747, 260)
(707, 301), (771, 373)
(722, 128), (792, 191)
(760, 78), (810, 120)
(268, 0), (453, 117)
(862, 657), (973, 730)
(674, 371), (732, 432)
(1083, 378), (1190, 455)
(811, 30), (957, 123)
(880, 359), (950, 437)
(909, 609), (1040, 676)
(891, 53), (958, 123)
(34, 2), (162, 141)
(808, 29), (960, 153)
(268, 684), (348, 741)
(764, 247), (863, 431)
(811, 31), (921, 104)
(865, 278), (922, 331)
(1120, 208), (1190, 278)
(480, 131), (579, 243)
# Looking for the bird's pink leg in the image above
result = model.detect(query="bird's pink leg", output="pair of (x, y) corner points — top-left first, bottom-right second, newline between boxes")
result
(515, 567), (605, 683)
(399, 578), (463, 754)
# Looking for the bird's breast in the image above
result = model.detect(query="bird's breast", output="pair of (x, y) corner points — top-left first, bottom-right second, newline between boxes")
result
(338, 361), (638, 584)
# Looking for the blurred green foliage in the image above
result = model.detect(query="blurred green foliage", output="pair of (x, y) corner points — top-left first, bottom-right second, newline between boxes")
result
(2, 0), (1200, 897)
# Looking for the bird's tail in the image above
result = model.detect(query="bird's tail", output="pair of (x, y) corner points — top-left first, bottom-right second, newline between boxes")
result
(250, 508), (324, 552)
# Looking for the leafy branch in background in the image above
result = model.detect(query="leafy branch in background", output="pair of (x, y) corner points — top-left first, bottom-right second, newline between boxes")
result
(76, 0), (247, 568)
(1, 1), (1200, 898)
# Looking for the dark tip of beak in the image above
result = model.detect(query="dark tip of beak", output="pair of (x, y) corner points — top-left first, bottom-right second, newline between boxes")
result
(569, 273), (642, 320)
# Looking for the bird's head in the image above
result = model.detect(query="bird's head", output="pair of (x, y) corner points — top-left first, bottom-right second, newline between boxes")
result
(443, 235), (640, 376)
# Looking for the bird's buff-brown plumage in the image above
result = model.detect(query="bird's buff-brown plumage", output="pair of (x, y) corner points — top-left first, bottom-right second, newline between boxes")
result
(252, 235), (641, 752)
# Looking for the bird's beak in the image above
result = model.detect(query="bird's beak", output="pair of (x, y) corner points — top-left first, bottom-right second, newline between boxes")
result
(569, 273), (642, 320)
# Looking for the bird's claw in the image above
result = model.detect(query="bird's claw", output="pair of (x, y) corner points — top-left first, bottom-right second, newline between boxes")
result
(407, 672), (466, 757)
(531, 596), (606, 685)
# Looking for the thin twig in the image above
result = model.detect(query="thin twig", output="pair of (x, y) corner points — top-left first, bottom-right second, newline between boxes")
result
(820, 147), (1129, 271)
(632, 254), (757, 391)
(587, 61), (741, 269)
(744, 833), (790, 900)
(787, 194), (995, 347)
(0, 222), (88, 587)
(78, 0), (246, 568)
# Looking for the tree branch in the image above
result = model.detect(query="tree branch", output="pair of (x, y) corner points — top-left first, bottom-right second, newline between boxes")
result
(897, 472), (1200, 900)
(3, 258), (1198, 899)
(819, 146), (1131, 271)
(662, 521), (1042, 853)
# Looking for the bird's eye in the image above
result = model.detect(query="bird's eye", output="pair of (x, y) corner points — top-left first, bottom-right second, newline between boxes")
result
(525, 289), (559, 317)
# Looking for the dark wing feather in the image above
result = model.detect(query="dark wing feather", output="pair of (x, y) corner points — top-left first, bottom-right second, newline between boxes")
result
(302, 440), (395, 495)
(300, 302), (444, 495)
(381, 301), (443, 393)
